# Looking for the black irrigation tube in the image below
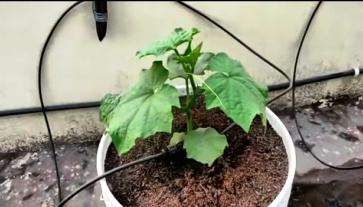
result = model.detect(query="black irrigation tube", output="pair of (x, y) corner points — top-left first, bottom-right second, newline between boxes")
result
(37, 1), (84, 201)
(1, 68), (361, 117)
(291, 2), (363, 170)
(0, 101), (100, 117)
(268, 68), (362, 91)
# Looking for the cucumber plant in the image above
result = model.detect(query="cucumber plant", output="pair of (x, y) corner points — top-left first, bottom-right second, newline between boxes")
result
(100, 28), (268, 166)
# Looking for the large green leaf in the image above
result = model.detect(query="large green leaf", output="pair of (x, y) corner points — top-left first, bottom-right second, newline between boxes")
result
(136, 28), (199, 58)
(100, 61), (180, 154)
(183, 127), (228, 166)
(203, 53), (268, 132)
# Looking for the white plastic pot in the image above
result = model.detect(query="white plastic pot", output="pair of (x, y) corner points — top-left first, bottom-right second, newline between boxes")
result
(96, 107), (296, 207)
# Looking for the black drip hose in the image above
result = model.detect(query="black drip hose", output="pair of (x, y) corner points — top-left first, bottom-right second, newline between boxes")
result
(292, 1), (363, 170)
(268, 68), (362, 91)
(0, 68), (361, 117)
(37, 0), (85, 201)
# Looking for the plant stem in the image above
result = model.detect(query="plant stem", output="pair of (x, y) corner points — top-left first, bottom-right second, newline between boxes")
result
(187, 112), (193, 132)
(189, 75), (197, 94)
(174, 49), (180, 56)
(185, 78), (193, 132)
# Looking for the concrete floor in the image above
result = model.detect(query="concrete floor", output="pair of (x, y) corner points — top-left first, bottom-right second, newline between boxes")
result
(0, 95), (362, 207)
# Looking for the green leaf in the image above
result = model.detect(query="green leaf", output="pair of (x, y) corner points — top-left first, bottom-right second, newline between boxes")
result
(166, 44), (213, 80)
(99, 94), (122, 125)
(166, 54), (187, 79)
(169, 132), (185, 146)
(183, 127), (228, 166)
(136, 28), (200, 58)
(177, 42), (203, 68)
(100, 61), (181, 154)
(183, 40), (192, 55)
(194, 52), (214, 74)
(203, 53), (268, 132)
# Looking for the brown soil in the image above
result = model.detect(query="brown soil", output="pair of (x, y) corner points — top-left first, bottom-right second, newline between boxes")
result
(105, 97), (288, 207)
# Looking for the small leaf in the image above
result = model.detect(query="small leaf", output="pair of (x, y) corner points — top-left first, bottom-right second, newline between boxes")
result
(166, 44), (213, 80)
(169, 132), (185, 146)
(183, 40), (192, 55)
(177, 42), (203, 68)
(100, 61), (181, 154)
(136, 28), (200, 58)
(166, 54), (187, 79)
(183, 127), (228, 166)
(194, 52), (214, 74)
(203, 53), (268, 132)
